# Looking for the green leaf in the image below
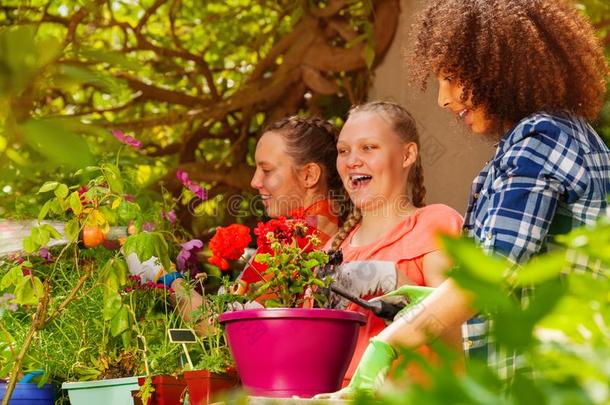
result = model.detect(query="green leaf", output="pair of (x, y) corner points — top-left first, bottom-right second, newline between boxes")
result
(38, 181), (58, 193)
(21, 118), (93, 169)
(69, 191), (83, 215)
(14, 276), (44, 306)
(64, 219), (80, 242)
(1, 266), (24, 289)
(442, 237), (508, 284)
(55, 64), (120, 94)
(117, 201), (139, 222)
(99, 206), (118, 225)
(103, 293), (123, 321)
(31, 226), (50, 247)
(100, 258), (127, 292)
(39, 224), (62, 240)
(77, 49), (142, 71)
(101, 163), (123, 194)
(38, 200), (52, 221)
(22, 236), (37, 253)
(110, 305), (129, 337)
(122, 232), (171, 272)
(512, 252), (566, 286)
(54, 184), (69, 199)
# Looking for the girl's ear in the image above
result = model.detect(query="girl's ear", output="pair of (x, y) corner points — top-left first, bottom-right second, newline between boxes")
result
(402, 142), (418, 168)
(299, 163), (322, 189)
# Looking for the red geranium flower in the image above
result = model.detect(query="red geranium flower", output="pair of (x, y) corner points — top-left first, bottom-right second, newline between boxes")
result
(253, 217), (316, 253)
(208, 224), (252, 271)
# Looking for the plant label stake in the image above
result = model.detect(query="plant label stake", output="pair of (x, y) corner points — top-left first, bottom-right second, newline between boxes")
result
(168, 329), (197, 369)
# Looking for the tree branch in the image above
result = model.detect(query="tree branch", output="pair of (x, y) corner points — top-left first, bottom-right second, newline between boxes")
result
(135, 0), (165, 33)
(114, 72), (211, 107)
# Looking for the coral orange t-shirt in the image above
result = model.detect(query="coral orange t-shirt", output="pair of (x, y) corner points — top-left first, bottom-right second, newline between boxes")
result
(330, 204), (463, 382)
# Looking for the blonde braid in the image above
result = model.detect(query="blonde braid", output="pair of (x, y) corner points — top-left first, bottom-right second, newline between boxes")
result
(330, 209), (362, 251)
(410, 156), (426, 207)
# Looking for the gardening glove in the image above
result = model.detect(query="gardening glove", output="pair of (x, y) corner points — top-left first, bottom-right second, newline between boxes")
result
(330, 260), (397, 309)
(314, 338), (397, 399)
(368, 284), (434, 321)
(226, 300), (264, 311)
(124, 252), (167, 284)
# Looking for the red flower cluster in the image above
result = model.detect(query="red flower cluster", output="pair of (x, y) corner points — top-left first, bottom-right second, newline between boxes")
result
(208, 224), (252, 270)
(253, 216), (316, 254)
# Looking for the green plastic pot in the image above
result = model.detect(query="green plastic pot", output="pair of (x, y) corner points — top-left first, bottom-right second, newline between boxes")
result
(62, 376), (141, 405)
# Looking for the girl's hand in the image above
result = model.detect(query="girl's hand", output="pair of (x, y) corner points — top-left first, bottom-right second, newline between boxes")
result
(330, 260), (397, 308)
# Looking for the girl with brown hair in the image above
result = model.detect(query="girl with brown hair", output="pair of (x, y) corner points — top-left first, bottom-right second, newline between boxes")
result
(125, 116), (347, 324)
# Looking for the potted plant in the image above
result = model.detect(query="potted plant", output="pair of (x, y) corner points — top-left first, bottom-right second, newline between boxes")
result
(217, 217), (366, 398)
(133, 276), (239, 405)
(179, 285), (239, 405)
(0, 135), (212, 405)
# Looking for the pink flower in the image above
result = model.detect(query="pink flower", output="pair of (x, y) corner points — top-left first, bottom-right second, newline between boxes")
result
(175, 170), (207, 201)
(111, 129), (142, 149)
(177, 239), (204, 271)
(162, 210), (177, 225)
(38, 247), (53, 264)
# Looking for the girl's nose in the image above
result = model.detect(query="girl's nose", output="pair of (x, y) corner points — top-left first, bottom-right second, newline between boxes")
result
(437, 80), (451, 109)
(345, 152), (363, 168)
(250, 169), (263, 189)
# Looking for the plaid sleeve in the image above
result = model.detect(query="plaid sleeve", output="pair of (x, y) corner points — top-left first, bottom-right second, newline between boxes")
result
(481, 127), (589, 264)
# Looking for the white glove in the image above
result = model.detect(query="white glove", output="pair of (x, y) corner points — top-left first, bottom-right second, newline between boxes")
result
(226, 301), (264, 311)
(330, 260), (397, 309)
(125, 252), (167, 283)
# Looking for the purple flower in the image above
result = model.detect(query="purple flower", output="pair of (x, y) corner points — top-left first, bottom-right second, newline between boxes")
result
(175, 170), (207, 201)
(188, 183), (206, 201)
(162, 210), (177, 225)
(111, 129), (142, 149)
(142, 222), (156, 232)
(176, 239), (204, 271)
(176, 170), (190, 185)
(38, 247), (53, 264)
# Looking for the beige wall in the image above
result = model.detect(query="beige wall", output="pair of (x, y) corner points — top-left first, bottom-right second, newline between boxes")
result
(369, 0), (495, 213)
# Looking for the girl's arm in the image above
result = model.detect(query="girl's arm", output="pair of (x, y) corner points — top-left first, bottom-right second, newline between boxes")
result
(378, 278), (474, 348)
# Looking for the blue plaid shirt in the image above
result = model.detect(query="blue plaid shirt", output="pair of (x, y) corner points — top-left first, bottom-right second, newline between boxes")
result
(460, 112), (610, 376)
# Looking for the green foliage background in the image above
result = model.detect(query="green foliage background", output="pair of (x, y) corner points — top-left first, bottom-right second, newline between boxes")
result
(0, 0), (608, 234)
(0, 0), (399, 234)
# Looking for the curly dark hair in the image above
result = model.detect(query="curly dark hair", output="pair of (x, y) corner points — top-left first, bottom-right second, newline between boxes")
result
(410, 0), (609, 129)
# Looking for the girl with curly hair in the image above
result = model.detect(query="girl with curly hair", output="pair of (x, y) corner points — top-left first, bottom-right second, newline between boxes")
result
(317, 0), (610, 398)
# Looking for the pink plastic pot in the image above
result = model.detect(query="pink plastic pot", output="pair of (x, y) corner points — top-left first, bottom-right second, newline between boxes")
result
(219, 308), (366, 398)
